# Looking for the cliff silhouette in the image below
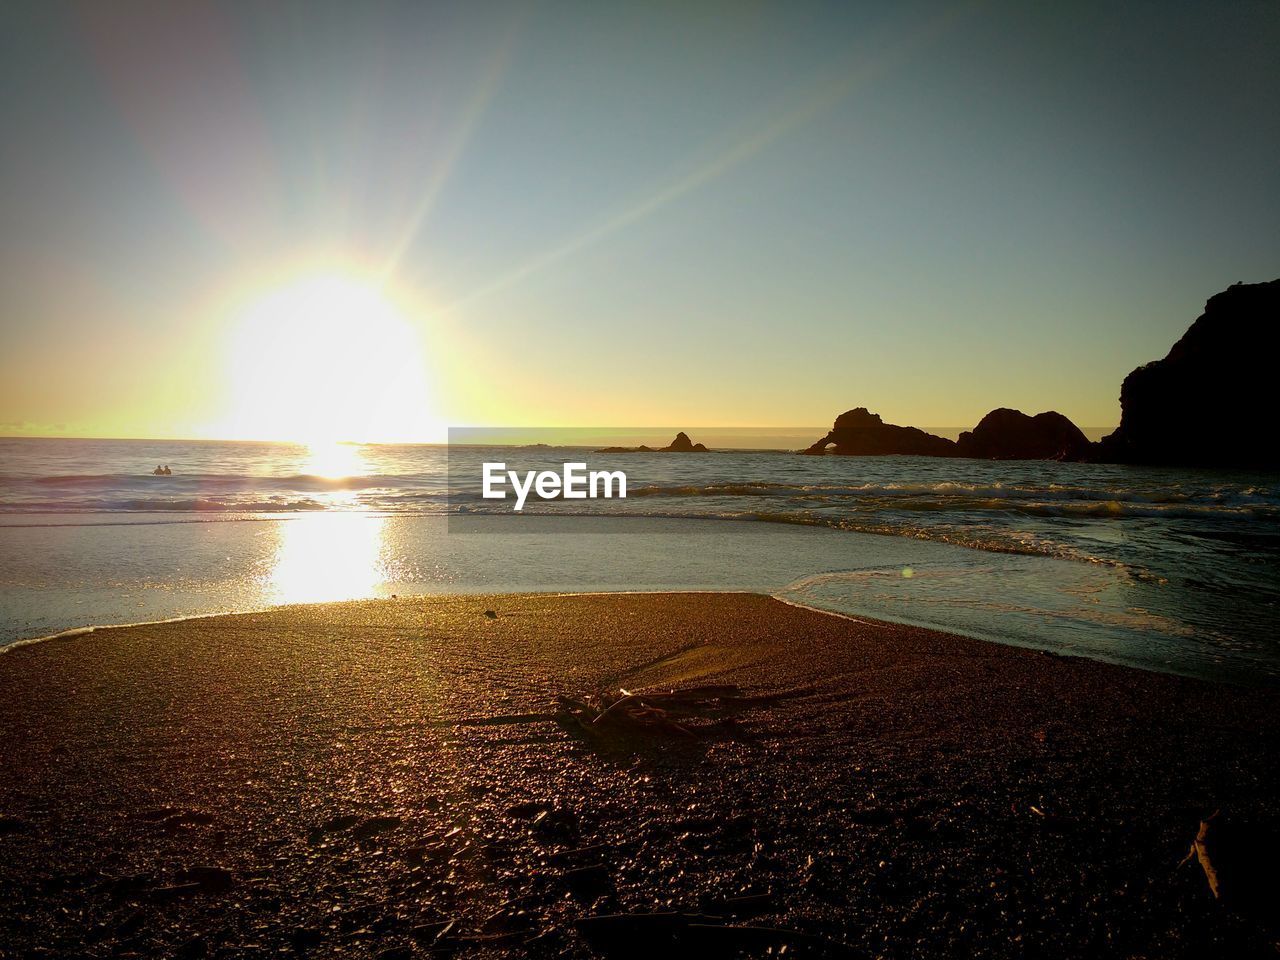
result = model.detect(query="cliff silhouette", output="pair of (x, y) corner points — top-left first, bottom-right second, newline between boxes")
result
(1095, 279), (1280, 468)
(803, 279), (1279, 468)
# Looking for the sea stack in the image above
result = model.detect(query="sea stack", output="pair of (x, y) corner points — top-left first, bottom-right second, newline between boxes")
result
(803, 408), (958, 456)
(957, 408), (1093, 461)
(595, 431), (709, 453)
(661, 431), (708, 452)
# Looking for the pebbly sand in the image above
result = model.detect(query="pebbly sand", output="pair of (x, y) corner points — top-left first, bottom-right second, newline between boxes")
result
(0, 592), (1277, 958)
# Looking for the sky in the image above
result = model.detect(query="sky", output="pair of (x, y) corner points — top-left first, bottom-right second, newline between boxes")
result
(1, 0), (1278, 441)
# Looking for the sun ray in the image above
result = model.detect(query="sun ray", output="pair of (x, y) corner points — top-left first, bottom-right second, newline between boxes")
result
(436, 1), (979, 316)
(378, 11), (526, 284)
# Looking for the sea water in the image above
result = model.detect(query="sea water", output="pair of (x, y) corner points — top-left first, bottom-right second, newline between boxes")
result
(1, 437), (1276, 683)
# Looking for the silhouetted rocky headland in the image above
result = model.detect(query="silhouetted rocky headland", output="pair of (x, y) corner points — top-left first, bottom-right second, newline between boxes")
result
(803, 407), (1091, 460)
(596, 432), (709, 454)
(803, 279), (1278, 467)
(1095, 279), (1280, 468)
(957, 408), (1093, 461)
(802, 408), (958, 456)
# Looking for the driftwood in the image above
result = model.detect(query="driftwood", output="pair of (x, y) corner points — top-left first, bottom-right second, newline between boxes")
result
(575, 911), (853, 957)
(1181, 811), (1222, 899)
(555, 684), (812, 741)
(1175, 808), (1280, 927)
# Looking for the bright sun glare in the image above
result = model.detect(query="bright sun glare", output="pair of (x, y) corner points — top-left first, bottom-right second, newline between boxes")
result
(221, 273), (435, 444)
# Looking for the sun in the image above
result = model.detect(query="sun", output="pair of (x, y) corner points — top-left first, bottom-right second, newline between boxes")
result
(218, 273), (436, 444)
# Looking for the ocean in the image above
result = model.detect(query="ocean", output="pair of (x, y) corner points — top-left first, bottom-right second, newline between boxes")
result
(1, 436), (1276, 683)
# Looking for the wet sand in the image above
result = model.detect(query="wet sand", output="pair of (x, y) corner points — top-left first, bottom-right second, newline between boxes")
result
(0, 593), (1276, 958)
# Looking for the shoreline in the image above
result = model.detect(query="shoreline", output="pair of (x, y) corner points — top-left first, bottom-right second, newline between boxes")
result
(6, 503), (1274, 689)
(1, 592), (1276, 957)
(0, 589), (769, 659)
(4, 589), (1267, 691)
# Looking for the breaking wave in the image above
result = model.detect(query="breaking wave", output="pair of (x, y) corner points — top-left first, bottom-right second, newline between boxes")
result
(3, 437), (1278, 578)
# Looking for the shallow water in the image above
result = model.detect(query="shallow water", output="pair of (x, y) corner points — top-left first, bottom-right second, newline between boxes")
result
(1, 437), (1276, 683)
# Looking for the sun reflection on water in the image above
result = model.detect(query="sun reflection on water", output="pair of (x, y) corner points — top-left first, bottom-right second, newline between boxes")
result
(267, 513), (387, 605)
(304, 442), (367, 480)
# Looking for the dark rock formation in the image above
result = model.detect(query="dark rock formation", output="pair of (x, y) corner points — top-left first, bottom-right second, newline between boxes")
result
(596, 432), (709, 454)
(957, 408), (1093, 461)
(1095, 279), (1280, 468)
(662, 431), (708, 453)
(802, 408), (958, 457)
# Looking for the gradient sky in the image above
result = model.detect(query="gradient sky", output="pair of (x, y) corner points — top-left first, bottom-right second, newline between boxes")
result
(2, 1), (1278, 441)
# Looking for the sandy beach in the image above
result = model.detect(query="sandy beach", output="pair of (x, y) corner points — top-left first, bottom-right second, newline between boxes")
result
(0, 593), (1276, 958)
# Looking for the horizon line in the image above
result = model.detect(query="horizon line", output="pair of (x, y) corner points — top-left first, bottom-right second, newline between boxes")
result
(0, 426), (1122, 444)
